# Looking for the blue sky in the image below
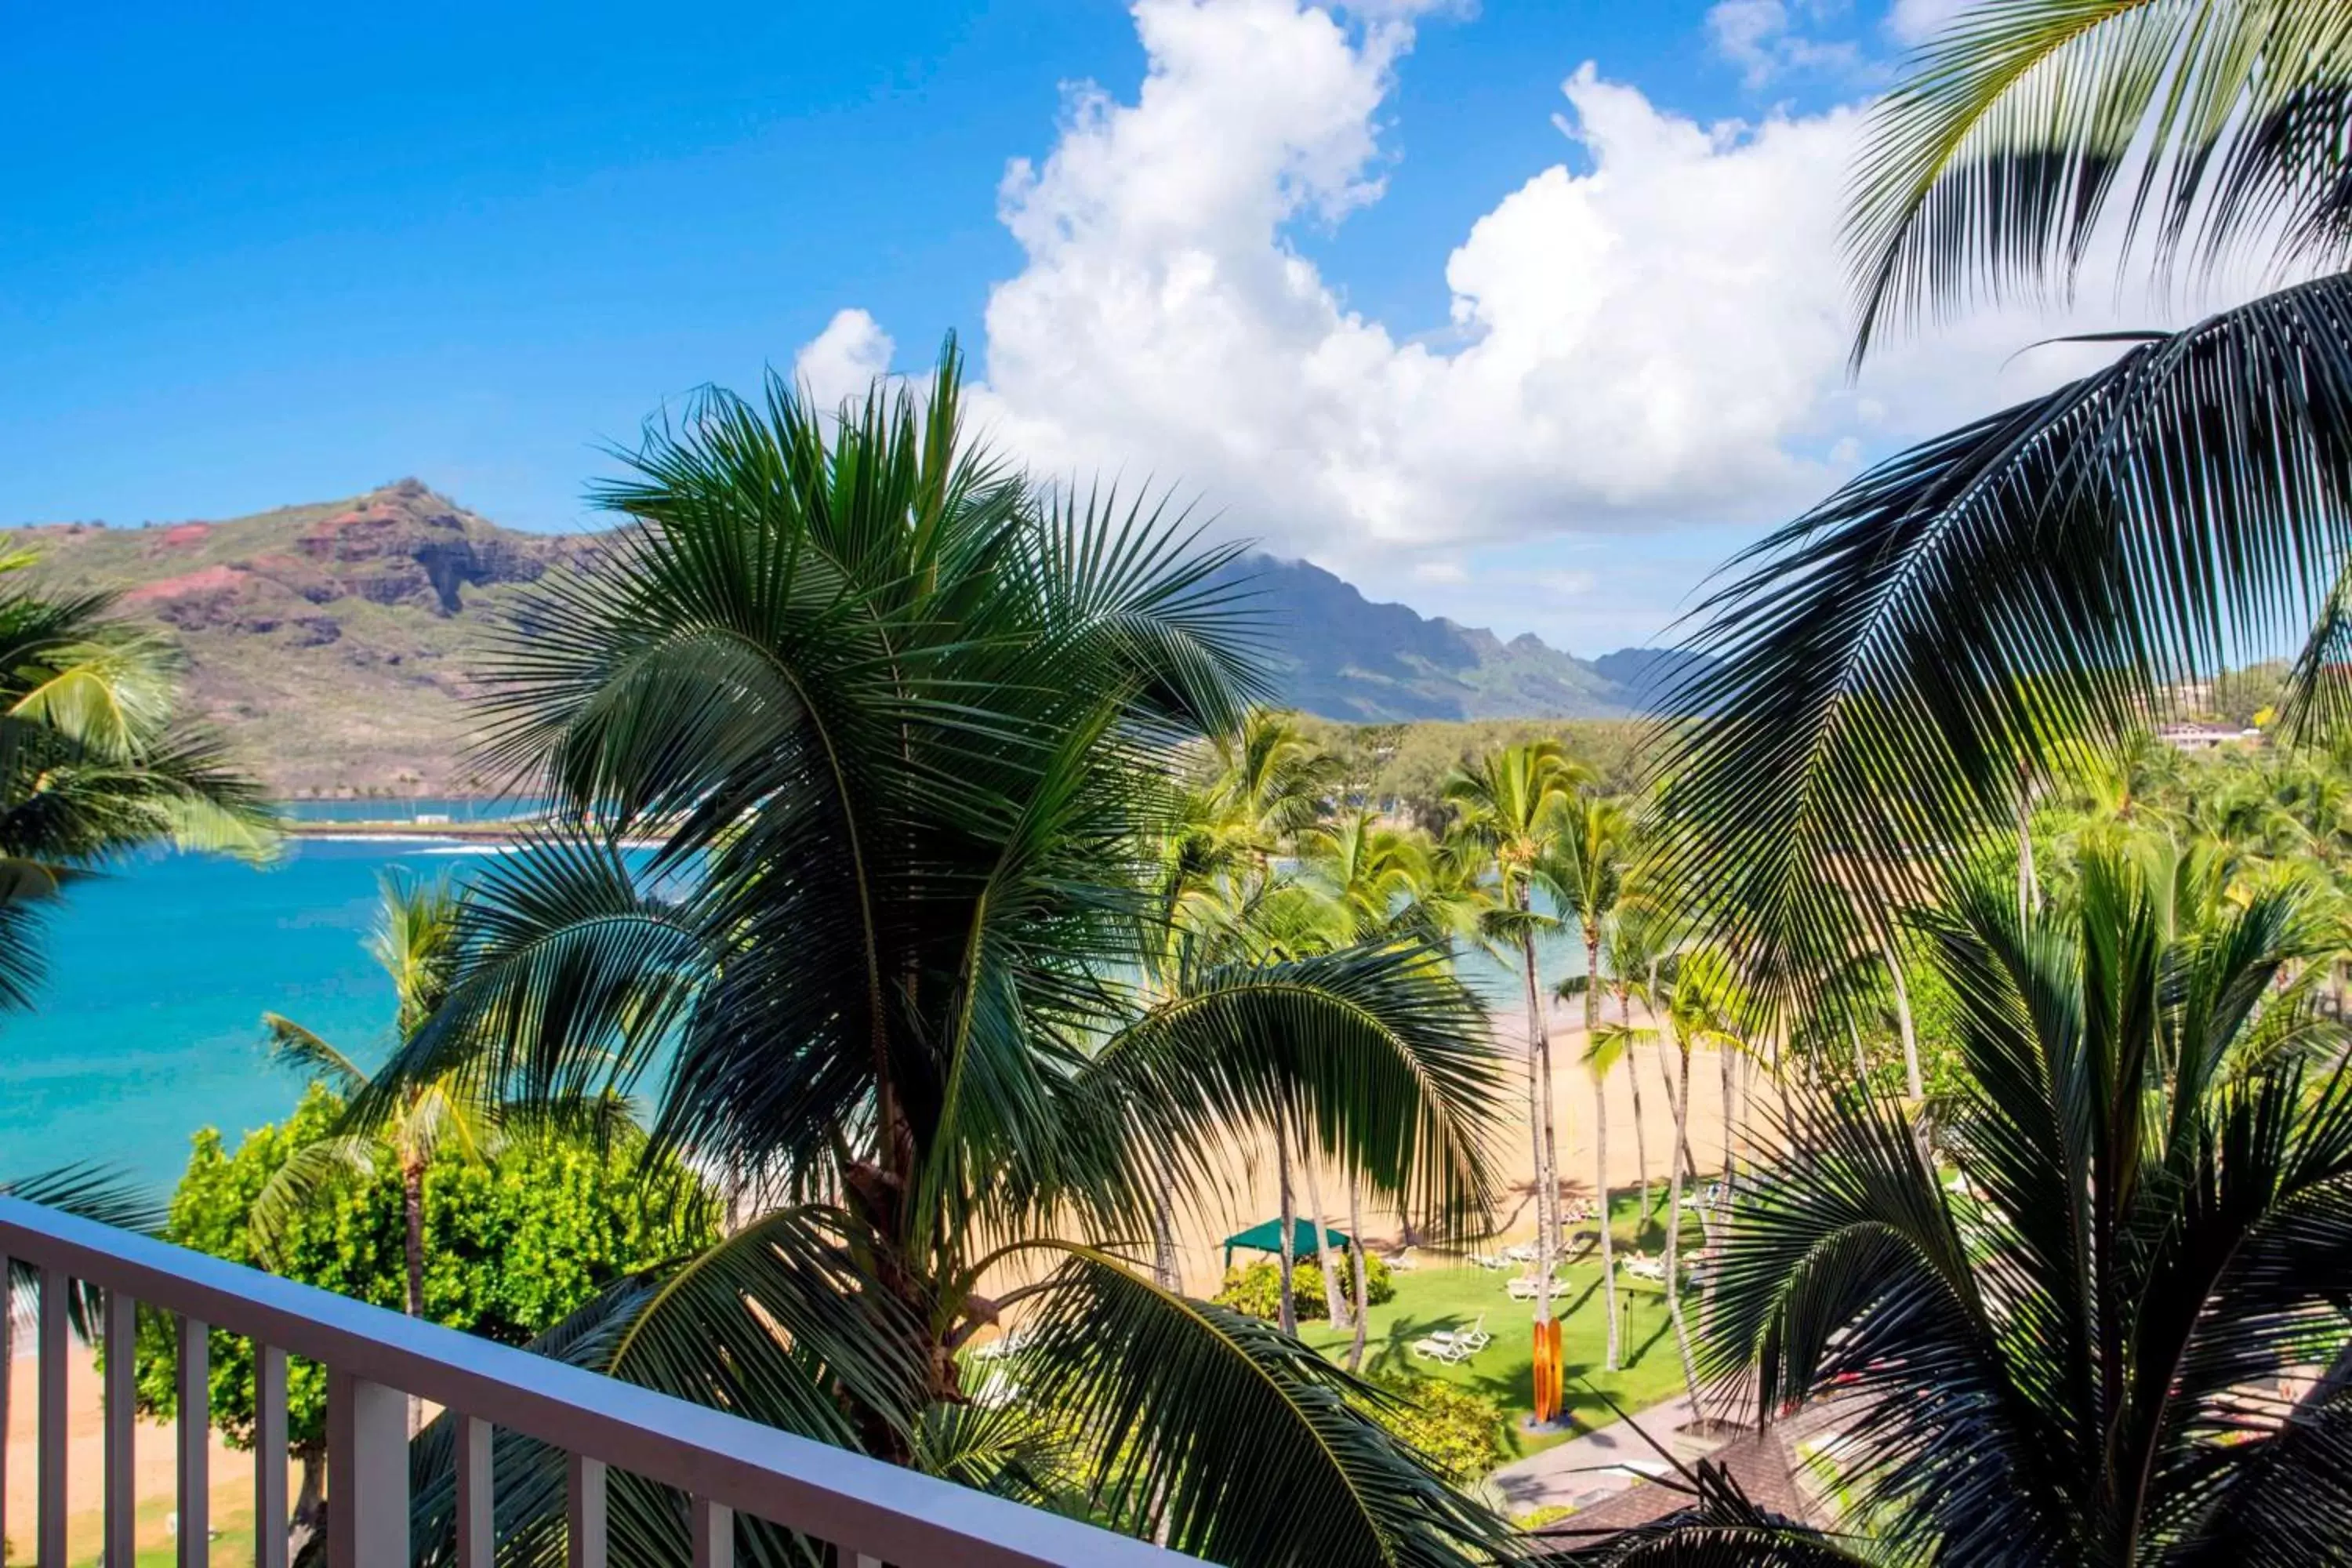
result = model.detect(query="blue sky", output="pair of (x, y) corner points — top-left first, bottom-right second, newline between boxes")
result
(8, 0), (2166, 652)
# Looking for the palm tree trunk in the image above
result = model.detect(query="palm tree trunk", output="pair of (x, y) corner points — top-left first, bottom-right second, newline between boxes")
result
(1664, 1034), (1700, 1410)
(1276, 1109), (1298, 1338)
(1659, 1036), (1697, 1185)
(1621, 983), (1650, 1229)
(2017, 771), (2037, 924)
(1346, 1178), (1370, 1373)
(1884, 930), (1923, 1102)
(1517, 900), (1556, 1323)
(1300, 1145), (1348, 1328)
(403, 1156), (430, 1436)
(1588, 933), (1619, 1370)
(288, 1442), (326, 1564)
(402, 1158), (426, 1319)
(1152, 1156), (1181, 1294)
(1719, 1044), (1736, 1192)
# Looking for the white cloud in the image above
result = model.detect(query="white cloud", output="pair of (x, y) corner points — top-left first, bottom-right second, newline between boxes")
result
(793, 0), (2278, 647)
(1884, 0), (1970, 45)
(792, 308), (895, 412)
(1708, 0), (1863, 86)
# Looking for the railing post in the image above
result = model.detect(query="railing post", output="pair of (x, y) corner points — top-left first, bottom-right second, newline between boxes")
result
(104, 1289), (136, 1566)
(180, 1316), (210, 1566)
(456, 1416), (492, 1568)
(691, 1498), (731, 1568)
(0, 1253), (9, 1568)
(255, 1344), (289, 1568)
(327, 1371), (407, 1568)
(568, 1453), (608, 1568)
(38, 1265), (67, 1568)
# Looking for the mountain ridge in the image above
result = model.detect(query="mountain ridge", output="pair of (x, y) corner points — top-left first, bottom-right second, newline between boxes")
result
(15, 481), (1664, 793)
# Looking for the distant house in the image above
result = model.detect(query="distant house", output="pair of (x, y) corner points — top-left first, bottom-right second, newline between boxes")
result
(2155, 723), (2263, 753)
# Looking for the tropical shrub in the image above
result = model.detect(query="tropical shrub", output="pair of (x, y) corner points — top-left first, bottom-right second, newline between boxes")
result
(1211, 1254), (1395, 1321)
(130, 1085), (715, 1531)
(1358, 1373), (1510, 1486)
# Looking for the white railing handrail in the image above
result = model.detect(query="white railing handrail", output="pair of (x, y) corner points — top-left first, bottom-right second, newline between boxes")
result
(0, 1196), (1196, 1567)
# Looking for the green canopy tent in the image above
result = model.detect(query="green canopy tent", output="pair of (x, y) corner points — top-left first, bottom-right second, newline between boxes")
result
(1221, 1217), (1352, 1272)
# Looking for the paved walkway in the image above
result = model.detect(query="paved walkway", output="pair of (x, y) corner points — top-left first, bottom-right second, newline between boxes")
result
(1486, 1394), (1733, 1515)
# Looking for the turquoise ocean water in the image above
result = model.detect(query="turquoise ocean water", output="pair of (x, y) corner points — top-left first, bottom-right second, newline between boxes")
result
(0, 811), (526, 1191)
(0, 808), (1577, 1196)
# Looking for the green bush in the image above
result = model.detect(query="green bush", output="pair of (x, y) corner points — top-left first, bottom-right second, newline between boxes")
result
(1211, 1252), (1394, 1322)
(131, 1085), (717, 1457)
(1359, 1372), (1512, 1485)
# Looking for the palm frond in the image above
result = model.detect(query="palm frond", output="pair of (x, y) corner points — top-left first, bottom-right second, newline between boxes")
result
(1013, 1244), (1512, 1566)
(1652, 271), (2352, 1018)
(1083, 939), (1505, 1239)
(1849, 0), (2352, 358)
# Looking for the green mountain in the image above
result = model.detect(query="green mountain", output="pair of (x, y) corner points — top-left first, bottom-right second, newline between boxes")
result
(16, 482), (1651, 793)
(1214, 554), (1633, 722)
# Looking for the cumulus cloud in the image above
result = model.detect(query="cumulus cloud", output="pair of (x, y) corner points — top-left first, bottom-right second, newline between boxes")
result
(792, 308), (895, 412)
(795, 0), (2275, 645)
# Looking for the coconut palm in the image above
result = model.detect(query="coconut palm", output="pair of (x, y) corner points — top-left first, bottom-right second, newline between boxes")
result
(1539, 790), (1635, 1369)
(1582, 851), (2352, 1565)
(1204, 706), (1339, 891)
(1301, 808), (1430, 940)
(1597, 935), (1748, 1410)
(371, 344), (1510, 1566)
(1653, 0), (2352, 1018)
(0, 542), (272, 1005)
(1444, 744), (1588, 1341)
(253, 873), (497, 1338)
(1301, 808), (1439, 1365)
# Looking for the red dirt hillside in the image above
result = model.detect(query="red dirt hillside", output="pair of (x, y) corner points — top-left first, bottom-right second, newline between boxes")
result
(17, 481), (591, 796)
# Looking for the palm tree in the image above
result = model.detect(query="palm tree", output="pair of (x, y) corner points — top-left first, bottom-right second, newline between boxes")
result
(1205, 706), (1338, 892)
(1653, 0), (2352, 1016)
(253, 873), (494, 1330)
(1202, 710), (1354, 1331)
(373, 344), (1511, 1565)
(1301, 808), (1428, 940)
(0, 542), (272, 1004)
(1586, 852), (2352, 1564)
(1599, 935), (1748, 1412)
(1540, 789), (1635, 1369)
(1302, 808), (1438, 1367)
(1445, 744), (1588, 1343)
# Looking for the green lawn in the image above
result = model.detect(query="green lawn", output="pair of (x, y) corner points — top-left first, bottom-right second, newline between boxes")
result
(1295, 1194), (1700, 1457)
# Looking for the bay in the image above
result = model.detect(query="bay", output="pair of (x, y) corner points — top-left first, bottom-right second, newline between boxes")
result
(0, 807), (1584, 1198)
(0, 829), (514, 1192)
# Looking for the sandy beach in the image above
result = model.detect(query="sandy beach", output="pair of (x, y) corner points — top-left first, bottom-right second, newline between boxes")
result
(2, 1344), (261, 1566)
(1148, 993), (1750, 1295)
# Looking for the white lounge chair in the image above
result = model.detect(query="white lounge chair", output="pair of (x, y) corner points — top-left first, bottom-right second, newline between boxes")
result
(968, 1326), (1033, 1361)
(1468, 1252), (1511, 1270)
(1410, 1319), (1486, 1363)
(1501, 1242), (1541, 1264)
(1506, 1269), (1569, 1300)
(971, 1367), (1022, 1408)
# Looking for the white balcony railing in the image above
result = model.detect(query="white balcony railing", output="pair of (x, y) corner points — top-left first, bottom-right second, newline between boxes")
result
(0, 1196), (1198, 1567)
